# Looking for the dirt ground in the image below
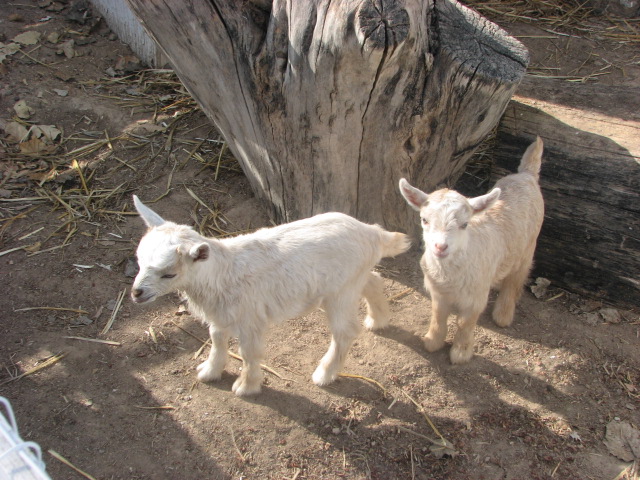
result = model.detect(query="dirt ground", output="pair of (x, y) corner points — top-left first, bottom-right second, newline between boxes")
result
(1, 2), (639, 480)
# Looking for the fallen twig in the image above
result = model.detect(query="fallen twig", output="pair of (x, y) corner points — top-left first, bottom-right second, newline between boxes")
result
(15, 306), (88, 314)
(338, 373), (389, 396)
(48, 449), (98, 480)
(133, 405), (175, 410)
(100, 289), (126, 335)
(63, 336), (121, 346)
(1, 352), (67, 385)
(229, 426), (247, 463)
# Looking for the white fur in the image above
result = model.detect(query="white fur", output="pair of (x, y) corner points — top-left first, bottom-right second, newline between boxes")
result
(399, 137), (545, 364)
(131, 197), (410, 396)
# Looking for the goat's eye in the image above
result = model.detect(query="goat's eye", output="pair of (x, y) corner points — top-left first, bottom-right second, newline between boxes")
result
(161, 273), (176, 279)
(421, 218), (428, 225)
(460, 222), (468, 229)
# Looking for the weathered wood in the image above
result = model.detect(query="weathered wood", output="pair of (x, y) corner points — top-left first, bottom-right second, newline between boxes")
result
(491, 78), (640, 308)
(91, 0), (164, 66)
(125, 0), (527, 233)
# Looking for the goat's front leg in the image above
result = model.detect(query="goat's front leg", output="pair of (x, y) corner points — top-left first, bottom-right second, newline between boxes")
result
(423, 292), (451, 352)
(313, 296), (361, 386)
(450, 308), (483, 364)
(197, 324), (229, 382)
(232, 330), (265, 396)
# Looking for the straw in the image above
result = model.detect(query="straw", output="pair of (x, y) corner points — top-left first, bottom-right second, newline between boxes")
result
(100, 289), (126, 335)
(48, 449), (98, 480)
(1, 352), (67, 385)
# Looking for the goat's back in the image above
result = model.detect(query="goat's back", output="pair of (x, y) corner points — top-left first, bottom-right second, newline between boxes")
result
(195, 213), (405, 320)
(484, 170), (544, 282)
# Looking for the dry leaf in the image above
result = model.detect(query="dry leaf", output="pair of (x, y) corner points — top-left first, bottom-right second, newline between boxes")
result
(0, 42), (20, 64)
(430, 438), (458, 459)
(604, 420), (640, 462)
(114, 55), (141, 73)
(57, 39), (75, 58)
(599, 308), (621, 324)
(3, 120), (29, 142)
(47, 31), (60, 44)
(14, 100), (34, 119)
(46, 2), (65, 12)
(31, 125), (61, 142)
(19, 138), (53, 154)
(13, 31), (42, 45)
(530, 277), (551, 299)
(23, 242), (42, 253)
(53, 88), (68, 96)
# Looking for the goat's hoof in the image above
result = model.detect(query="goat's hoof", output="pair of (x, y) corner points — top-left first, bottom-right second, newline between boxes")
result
(312, 366), (337, 386)
(449, 344), (473, 364)
(232, 377), (261, 396)
(492, 298), (516, 327)
(364, 315), (389, 331)
(423, 334), (445, 352)
(492, 310), (514, 328)
(196, 361), (223, 382)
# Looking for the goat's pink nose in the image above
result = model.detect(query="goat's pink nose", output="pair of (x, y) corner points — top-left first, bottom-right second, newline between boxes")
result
(435, 243), (448, 252)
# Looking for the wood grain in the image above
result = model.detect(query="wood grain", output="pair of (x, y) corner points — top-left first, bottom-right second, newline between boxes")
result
(125, 0), (528, 234)
(492, 79), (640, 307)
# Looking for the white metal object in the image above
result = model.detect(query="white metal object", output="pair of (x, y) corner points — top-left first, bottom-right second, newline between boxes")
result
(0, 397), (51, 480)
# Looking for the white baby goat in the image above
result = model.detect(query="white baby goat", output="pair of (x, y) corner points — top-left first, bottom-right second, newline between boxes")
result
(399, 137), (545, 364)
(131, 197), (410, 396)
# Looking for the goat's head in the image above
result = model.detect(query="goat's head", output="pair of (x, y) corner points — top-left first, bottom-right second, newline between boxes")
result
(399, 179), (501, 259)
(131, 195), (209, 303)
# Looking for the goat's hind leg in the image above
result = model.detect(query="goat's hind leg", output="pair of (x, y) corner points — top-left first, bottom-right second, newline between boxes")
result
(313, 294), (361, 386)
(363, 272), (391, 330)
(197, 324), (230, 382)
(232, 329), (266, 396)
(493, 258), (531, 327)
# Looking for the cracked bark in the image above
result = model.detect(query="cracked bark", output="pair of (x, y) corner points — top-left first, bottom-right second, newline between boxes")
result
(126, 0), (528, 234)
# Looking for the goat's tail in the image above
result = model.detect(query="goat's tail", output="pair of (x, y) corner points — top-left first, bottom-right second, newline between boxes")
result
(518, 136), (543, 180)
(380, 231), (411, 258)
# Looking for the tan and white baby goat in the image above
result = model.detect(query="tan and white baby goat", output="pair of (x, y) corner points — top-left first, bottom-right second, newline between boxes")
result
(399, 137), (545, 364)
(131, 197), (410, 396)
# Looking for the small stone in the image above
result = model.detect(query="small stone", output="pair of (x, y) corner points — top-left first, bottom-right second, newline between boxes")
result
(124, 257), (139, 278)
(72, 315), (93, 326)
(583, 312), (600, 326)
(332, 427), (340, 435)
(600, 308), (621, 324)
(530, 277), (551, 299)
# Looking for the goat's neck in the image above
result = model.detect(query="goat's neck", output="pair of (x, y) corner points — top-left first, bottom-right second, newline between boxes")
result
(422, 251), (466, 284)
(180, 240), (232, 309)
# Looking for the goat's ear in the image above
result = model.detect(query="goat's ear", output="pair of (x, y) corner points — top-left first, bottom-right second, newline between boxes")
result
(469, 188), (501, 213)
(399, 178), (428, 211)
(188, 242), (209, 262)
(133, 195), (166, 228)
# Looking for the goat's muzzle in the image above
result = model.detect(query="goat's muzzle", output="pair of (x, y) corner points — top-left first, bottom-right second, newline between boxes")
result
(131, 287), (152, 303)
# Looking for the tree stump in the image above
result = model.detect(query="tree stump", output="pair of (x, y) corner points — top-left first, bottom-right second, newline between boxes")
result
(126, 0), (528, 233)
